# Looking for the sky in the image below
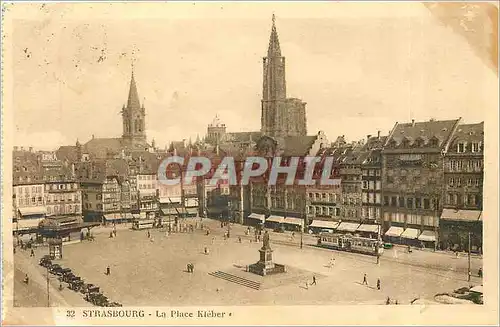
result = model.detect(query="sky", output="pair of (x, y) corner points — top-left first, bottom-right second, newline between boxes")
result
(5, 2), (498, 150)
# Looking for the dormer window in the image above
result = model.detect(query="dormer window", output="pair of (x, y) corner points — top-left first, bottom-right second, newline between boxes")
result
(471, 142), (480, 153)
(457, 142), (467, 153)
(429, 136), (440, 147)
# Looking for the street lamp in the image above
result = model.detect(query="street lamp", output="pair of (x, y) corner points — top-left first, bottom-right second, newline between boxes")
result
(468, 231), (472, 282)
(227, 200), (231, 238)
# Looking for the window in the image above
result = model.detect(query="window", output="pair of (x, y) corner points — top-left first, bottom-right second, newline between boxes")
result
(375, 181), (381, 190)
(469, 194), (475, 205)
(447, 193), (453, 204)
(467, 178), (473, 186)
(391, 196), (397, 206)
(362, 181), (368, 189)
(37, 196), (42, 202)
(415, 198), (422, 208)
(407, 198), (414, 209)
(475, 179), (480, 187)
(423, 198), (430, 209)
(457, 142), (466, 153)
(456, 178), (462, 187)
(449, 178), (454, 186)
(384, 196), (389, 206)
(369, 181), (375, 190)
(375, 193), (381, 204)
(472, 143), (479, 153)
(31, 197), (36, 203)
(399, 197), (405, 208)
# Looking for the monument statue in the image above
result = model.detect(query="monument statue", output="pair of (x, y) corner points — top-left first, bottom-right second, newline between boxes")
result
(249, 229), (286, 276)
(262, 230), (271, 250)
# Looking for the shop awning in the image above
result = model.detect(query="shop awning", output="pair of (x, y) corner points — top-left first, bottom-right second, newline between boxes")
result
(159, 197), (182, 204)
(440, 209), (482, 222)
(247, 213), (265, 222)
(284, 217), (304, 226)
(401, 228), (420, 239)
(470, 285), (483, 294)
(418, 230), (437, 242)
(266, 215), (285, 224)
(309, 220), (339, 229)
(384, 226), (404, 237)
(161, 208), (179, 215)
(14, 218), (43, 230)
(356, 224), (380, 233)
(336, 222), (360, 232)
(18, 207), (46, 216)
(104, 213), (133, 221)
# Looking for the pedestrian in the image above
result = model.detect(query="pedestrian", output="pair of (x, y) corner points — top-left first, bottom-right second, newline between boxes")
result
(30, 249), (35, 257)
(23, 274), (29, 284)
(204, 247), (209, 255)
(109, 231), (114, 238)
(311, 275), (317, 285)
(377, 278), (381, 290)
(305, 281), (309, 290)
(395, 300), (398, 305)
(212, 237), (215, 244)
(106, 266), (110, 275)
(113, 229), (117, 237)
(362, 274), (368, 285)
(386, 297), (390, 305)
(187, 264), (190, 273)
(238, 236), (242, 243)
(478, 267), (483, 278)
(191, 264), (194, 273)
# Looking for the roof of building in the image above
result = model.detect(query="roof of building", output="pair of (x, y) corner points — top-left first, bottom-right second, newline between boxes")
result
(384, 119), (460, 151)
(282, 135), (317, 156)
(225, 131), (262, 143)
(83, 137), (123, 159)
(56, 145), (78, 162)
(448, 122), (484, 151)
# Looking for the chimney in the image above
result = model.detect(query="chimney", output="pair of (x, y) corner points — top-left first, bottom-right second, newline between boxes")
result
(13, 146), (18, 151)
(377, 131), (381, 139)
(92, 134), (95, 139)
(367, 135), (372, 142)
(411, 119), (415, 127)
(29, 147), (33, 152)
(20, 146), (24, 151)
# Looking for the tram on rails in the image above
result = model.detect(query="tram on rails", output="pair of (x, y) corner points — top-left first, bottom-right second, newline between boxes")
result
(316, 233), (384, 256)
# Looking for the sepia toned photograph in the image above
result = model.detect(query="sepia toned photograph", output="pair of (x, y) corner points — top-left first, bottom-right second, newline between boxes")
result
(1, 1), (499, 326)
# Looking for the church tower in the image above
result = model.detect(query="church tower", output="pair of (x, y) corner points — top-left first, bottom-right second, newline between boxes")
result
(122, 69), (147, 148)
(261, 14), (288, 138)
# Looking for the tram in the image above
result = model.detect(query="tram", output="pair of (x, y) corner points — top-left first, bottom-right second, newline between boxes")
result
(132, 219), (155, 230)
(316, 233), (384, 256)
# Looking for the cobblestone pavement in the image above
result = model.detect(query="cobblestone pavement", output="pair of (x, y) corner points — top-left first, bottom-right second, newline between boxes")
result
(12, 218), (478, 306)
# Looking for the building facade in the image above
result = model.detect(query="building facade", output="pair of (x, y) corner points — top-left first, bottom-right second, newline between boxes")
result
(381, 119), (461, 247)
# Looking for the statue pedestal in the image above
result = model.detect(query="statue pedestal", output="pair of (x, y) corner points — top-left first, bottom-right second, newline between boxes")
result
(248, 247), (286, 276)
(259, 248), (275, 270)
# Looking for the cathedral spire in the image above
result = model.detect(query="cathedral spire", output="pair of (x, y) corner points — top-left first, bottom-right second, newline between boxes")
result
(267, 14), (281, 57)
(127, 67), (140, 109)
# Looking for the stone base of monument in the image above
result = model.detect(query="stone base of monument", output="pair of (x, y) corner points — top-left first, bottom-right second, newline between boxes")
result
(248, 248), (287, 276)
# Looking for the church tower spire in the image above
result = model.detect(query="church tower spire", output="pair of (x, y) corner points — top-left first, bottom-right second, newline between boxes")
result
(127, 68), (141, 109)
(122, 65), (147, 148)
(261, 14), (287, 138)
